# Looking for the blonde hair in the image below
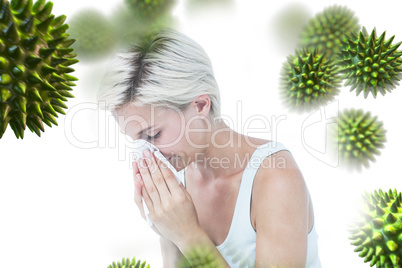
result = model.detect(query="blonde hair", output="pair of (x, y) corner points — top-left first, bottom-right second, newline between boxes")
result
(97, 29), (222, 126)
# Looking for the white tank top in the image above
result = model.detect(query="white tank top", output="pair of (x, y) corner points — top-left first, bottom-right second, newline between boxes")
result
(180, 142), (322, 268)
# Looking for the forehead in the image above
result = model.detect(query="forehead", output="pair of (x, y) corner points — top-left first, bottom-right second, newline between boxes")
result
(113, 103), (165, 119)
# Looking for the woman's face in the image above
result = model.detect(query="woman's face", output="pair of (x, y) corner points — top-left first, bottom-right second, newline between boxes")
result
(113, 102), (209, 171)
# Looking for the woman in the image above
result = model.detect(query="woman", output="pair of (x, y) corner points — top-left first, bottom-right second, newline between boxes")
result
(97, 29), (321, 268)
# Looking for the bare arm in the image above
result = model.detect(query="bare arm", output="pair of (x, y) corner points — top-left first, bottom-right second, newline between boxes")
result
(254, 151), (310, 267)
(175, 226), (230, 268)
(160, 236), (189, 268)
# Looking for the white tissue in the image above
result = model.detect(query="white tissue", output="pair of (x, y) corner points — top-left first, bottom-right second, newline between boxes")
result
(131, 139), (182, 227)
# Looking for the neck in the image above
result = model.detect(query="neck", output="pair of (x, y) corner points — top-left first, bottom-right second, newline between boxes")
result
(189, 122), (248, 182)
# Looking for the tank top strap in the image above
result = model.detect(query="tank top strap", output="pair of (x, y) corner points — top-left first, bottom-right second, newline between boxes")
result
(233, 141), (289, 235)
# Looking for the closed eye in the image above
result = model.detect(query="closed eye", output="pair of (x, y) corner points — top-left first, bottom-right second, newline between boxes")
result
(145, 131), (161, 141)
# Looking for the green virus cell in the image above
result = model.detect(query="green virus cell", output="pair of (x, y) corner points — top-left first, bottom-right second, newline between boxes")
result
(68, 9), (117, 61)
(300, 5), (360, 59)
(124, 0), (176, 22)
(280, 48), (341, 112)
(178, 245), (224, 268)
(107, 257), (150, 268)
(338, 27), (402, 98)
(270, 2), (312, 54)
(110, 4), (176, 49)
(334, 109), (386, 170)
(185, 0), (233, 10)
(349, 189), (402, 267)
(0, 0), (78, 139)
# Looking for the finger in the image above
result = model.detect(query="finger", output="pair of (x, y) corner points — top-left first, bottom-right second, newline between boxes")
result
(138, 157), (161, 208)
(143, 150), (171, 200)
(155, 155), (182, 197)
(134, 175), (146, 220)
(132, 160), (140, 176)
(178, 181), (192, 201)
(141, 183), (154, 216)
(133, 161), (145, 216)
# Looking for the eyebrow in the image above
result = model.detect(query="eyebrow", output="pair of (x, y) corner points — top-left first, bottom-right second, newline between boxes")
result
(137, 125), (154, 136)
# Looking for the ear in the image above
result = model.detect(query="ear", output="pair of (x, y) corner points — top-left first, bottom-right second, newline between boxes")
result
(194, 94), (211, 116)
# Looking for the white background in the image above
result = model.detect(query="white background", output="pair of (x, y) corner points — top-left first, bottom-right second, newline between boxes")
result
(1, 0), (402, 267)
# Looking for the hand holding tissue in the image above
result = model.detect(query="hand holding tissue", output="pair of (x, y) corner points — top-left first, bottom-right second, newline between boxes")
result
(132, 139), (182, 227)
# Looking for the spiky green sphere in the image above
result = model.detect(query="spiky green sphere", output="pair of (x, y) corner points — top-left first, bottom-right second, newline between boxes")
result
(349, 189), (402, 267)
(110, 4), (175, 49)
(338, 27), (402, 98)
(178, 245), (223, 268)
(0, 0), (78, 139)
(280, 48), (341, 112)
(270, 3), (311, 54)
(185, 0), (233, 10)
(124, 0), (176, 22)
(300, 5), (360, 59)
(68, 9), (117, 61)
(335, 109), (386, 170)
(107, 257), (150, 268)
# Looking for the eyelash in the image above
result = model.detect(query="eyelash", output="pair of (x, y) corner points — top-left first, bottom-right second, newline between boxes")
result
(145, 131), (161, 141)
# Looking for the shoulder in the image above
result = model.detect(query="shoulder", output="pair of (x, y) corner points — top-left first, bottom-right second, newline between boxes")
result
(255, 149), (306, 191)
(251, 149), (309, 229)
